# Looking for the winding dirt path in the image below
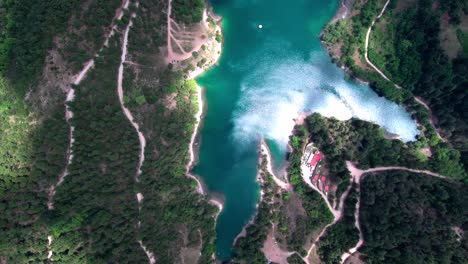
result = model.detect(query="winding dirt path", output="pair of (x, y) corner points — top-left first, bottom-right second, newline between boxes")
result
(303, 175), (354, 264)
(364, 0), (391, 82)
(117, 15), (146, 184)
(47, 235), (53, 260)
(364, 0), (447, 143)
(165, 0), (218, 64)
(104, 0), (131, 47)
(136, 193), (156, 264)
(301, 154), (447, 263)
(298, 148), (359, 263)
(414, 97), (447, 142)
(301, 163), (340, 219)
(339, 186), (363, 264)
(259, 140), (446, 263)
(114, 4), (156, 263)
(46, 59), (94, 210)
(346, 161), (446, 183)
(165, 0), (196, 62)
(47, 0), (133, 210)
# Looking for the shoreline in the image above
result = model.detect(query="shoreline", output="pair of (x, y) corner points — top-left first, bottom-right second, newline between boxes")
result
(327, 0), (354, 25)
(233, 139), (291, 246)
(186, 70), (225, 221)
(260, 139), (292, 191)
(187, 11), (223, 80)
(320, 0), (372, 86)
(232, 143), (266, 245)
(321, 0), (447, 146)
(184, 6), (225, 220)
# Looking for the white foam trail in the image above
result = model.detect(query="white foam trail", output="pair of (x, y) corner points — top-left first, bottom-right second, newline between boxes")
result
(232, 48), (419, 149)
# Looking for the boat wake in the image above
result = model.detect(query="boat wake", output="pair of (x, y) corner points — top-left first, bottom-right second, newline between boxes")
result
(231, 44), (419, 150)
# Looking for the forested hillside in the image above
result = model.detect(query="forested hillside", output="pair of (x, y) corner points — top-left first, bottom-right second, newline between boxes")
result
(301, 114), (467, 263)
(0, 0), (218, 262)
(229, 114), (467, 263)
(233, 142), (333, 264)
(322, 0), (468, 169)
(302, 115), (467, 263)
(360, 171), (468, 263)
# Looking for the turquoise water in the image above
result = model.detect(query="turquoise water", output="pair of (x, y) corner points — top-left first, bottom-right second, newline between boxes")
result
(195, 0), (419, 259)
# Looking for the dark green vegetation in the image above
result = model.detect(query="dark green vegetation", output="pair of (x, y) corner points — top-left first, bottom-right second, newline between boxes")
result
(0, 0), (217, 262)
(457, 29), (468, 54)
(368, 0), (468, 167)
(52, 34), (145, 263)
(316, 185), (359, 264)
(233, 146), (332, 262)
(305, 113), (466, 183)
(233, 155), (281, 263)
(302, 114), (467, 263)
(0, 0), (123, 93)
(0, 77), (69, 261)
(285, 128), (334, 252)
(172, 0), (205, 24)
(0, 0), (79, 92)
(322, 0), (468, 169)
(234, 113), (465, 262)
(287, 254), (306, 264)
(360, 171), (468, 263)
(63, 0), (125, 71)
(126, 0), (217, 258)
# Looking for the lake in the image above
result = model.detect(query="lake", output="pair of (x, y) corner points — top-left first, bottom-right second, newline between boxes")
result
(194, 0), (419, 259)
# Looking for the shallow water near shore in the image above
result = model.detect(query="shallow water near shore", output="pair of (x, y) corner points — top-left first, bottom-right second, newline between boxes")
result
(195, 0), (419, 259)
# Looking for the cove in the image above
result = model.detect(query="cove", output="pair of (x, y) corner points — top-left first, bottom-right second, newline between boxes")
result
(194, 0), (419, 259)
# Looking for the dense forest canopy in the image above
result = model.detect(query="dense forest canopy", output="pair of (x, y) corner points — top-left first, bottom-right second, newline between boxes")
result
(0, 0), (217, 262)
(0, 0), (467, 263)
(233, 113), (467, 263)
(0, 0), (80, 92)
(322, 0), (468, 169)
(172, 0), (205, 24)
(360, 171), (468, 263)
(304, 113), (466, 183)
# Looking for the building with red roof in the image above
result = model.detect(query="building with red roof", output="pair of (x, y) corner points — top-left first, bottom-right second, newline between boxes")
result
(308, 153), (323, 167)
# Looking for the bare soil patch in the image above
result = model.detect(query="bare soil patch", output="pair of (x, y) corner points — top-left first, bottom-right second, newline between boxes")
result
(440, 12), (463, 59)
(162, 92), (178, 110)
(352, 50), (369, 71)
(395, 0), (417, 13)
(262, 227), (293, 264)
(344, 252), (365, 264)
